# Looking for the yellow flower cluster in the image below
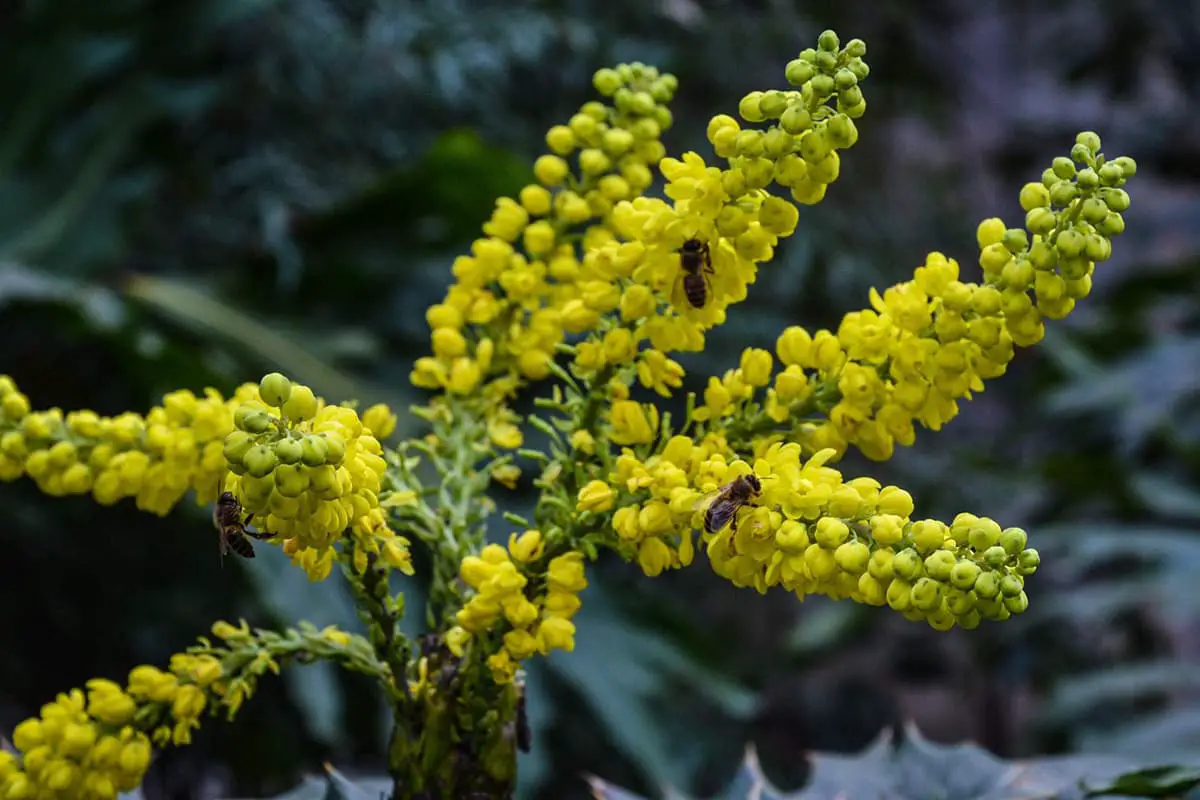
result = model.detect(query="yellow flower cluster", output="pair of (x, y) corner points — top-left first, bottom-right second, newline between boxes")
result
(410, 63), (677, 400)
(0, 375), (245, 514)
(221, 373), (414, 581)
(0, 620), (376, 799)
(568, 32), (868, 379)
(452, 531), (588, 683)
(0, 656), (222, 800)
(0, 372), (409, 581)
(701, 135), (1137, 462)
(582, 439), (1037, 630)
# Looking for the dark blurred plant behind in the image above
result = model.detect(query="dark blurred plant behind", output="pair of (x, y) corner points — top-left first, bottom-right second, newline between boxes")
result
(2, 1), (1200, 798)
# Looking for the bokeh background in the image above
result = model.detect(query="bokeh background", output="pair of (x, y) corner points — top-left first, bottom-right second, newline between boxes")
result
(3, 1), (1200, 798)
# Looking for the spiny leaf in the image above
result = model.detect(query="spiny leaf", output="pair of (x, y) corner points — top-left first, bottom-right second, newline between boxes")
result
(252, 765), (393, 800)
(1084, 765), (1200, 797)
(584, 722), (1181, 800)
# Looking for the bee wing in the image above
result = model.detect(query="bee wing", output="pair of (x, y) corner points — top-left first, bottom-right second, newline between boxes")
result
(690, 490), (723, 512)
(704, 500), (739, 534)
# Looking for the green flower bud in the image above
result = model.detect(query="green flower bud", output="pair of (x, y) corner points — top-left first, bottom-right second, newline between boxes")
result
(967, 519), (1002, 551)
(1097, 211), (1125, 236)
(798, 128), (831, 163)
(848, 59), (870, 81)
(1077, 167), (1099, 191)
(1018, 548), (1041, 574)
(1051, 156), (1077, 180)
(762, 127), (794, 159)
(1098, 162), (1124, 186)
(627, 61), (647, 80)
(628, 91), (656, 116)
(999, 527), (1027, 555)
(274, 437), (303, 465)
(844, 38), (867, 58)
(652, 106), (673, 131)
(1075, 130), (1102, 153)
(1102, 188), (1130, 212)
(817, 29), (840, 52)
(892, 548), (924, 582)
(758, 90), (790, 120)
(321, 433), (347, 465)
(738, 91), (766, 123)
(1049, 181), (1078, 207)
(1002, 228), (1029, 254)
(602, 128), (634, 155)
(826, 114), (858, 148)
(244, 444), (278, 479)
(235, 406), (272, 434)
(308, 465), (342, 500)
(592, 68), (622, 96)
(840, 98), (867, 119)
(999, 574), (1024, 598)
(973, 571), (1001, 599)
(258, 372), (292, 407)
(1029, 241), (1058, 270)
(1112, 155), (1136, 178)
(282, 385), (318, 421)
(223, 431), (256, 466)
(1070, 143), (1092, 164)
(983, 545), (1009, 569)
(1080, 197), (1108, 224)
(807, 152), (840, 184)
(1059, 256), (1091, 280)
(650, 75), (677, 102)
(300, 434), (330, 467)
(838, 84), (863, 108)
(811, 73), (836, 98)
(779, 104), (812, 134)
(736, 130), (765, 158)
(834, 68), (857, 90)
(1003, 592), (1029, 614)
(814, 50), (837, 74)
(1085, 233), (1112, 262)
(911, 578), (942, 611)
(1041, 168), (1059, 189)
(1019, 182), (1050, 211)
(923, 550), (957, 581)
(785, 59), (815, 86)
(273, 463), (311, 497)
(1026, 208), (1057, 236)
(580, 101), (607, 120)
(834, 541), (871, 574)
(1056, 228), (1086, 258)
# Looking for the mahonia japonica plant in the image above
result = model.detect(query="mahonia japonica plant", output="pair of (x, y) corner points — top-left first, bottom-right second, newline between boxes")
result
(0, 30), (1138, 800)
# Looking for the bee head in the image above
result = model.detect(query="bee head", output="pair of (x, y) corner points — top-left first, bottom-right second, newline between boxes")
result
(745, 474), (763, 493)
(219, 491), (236, 503)
(681, 237), (705, 254)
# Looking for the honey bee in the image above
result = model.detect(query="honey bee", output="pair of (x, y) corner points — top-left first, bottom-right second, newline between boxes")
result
(699, 474), (763, 534)
(679, 237), (714, 308)
(212, 486), (271, 564)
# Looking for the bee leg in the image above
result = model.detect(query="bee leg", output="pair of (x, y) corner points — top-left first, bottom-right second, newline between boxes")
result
(243, 515), (274, 540)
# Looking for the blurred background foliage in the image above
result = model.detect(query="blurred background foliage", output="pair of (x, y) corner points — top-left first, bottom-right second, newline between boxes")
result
(2, 0), (1199, 798)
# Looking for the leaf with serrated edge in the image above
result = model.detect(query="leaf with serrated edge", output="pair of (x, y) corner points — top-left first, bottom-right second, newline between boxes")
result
(583, 722), (1178, 800)
(1084, 764), (1200, 797)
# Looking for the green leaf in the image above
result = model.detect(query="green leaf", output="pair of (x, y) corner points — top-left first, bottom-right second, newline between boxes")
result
(585, 722), (1152, 799)
(1084, 765), (1200, 797)
(1130, 472), (1200, 521)
(121, 273), (418, 435)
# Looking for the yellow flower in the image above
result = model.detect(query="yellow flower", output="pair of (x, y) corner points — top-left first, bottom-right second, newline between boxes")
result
(577, 479), (617, 512)
(609, 400), (658, 446)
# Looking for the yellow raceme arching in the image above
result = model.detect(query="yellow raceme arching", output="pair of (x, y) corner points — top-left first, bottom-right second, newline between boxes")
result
(0, 623), (380, 800)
